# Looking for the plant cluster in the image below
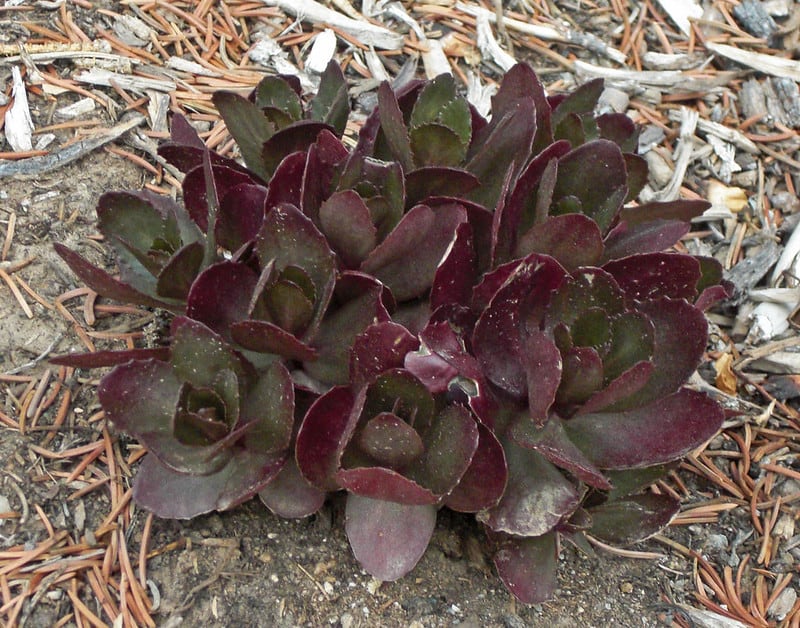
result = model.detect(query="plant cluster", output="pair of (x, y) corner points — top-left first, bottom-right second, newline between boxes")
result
(54, 63), (730, 602)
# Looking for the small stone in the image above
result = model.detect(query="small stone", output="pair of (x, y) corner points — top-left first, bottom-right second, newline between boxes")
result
(620, 582), (634, 594)
(339, 612), (354, 628)
(703, 534), (729, 553)
(768, 587), (796, 620)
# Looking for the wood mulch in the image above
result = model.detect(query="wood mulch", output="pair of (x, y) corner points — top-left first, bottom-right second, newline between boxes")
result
(1, 0), (800, 625)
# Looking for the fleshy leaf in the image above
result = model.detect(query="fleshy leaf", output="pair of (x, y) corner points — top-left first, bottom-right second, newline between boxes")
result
(305, 273), (391, 386)
(444, 423), (507, 512)
(604, 253), (700, 302)
(262, 121), (333, 178)
(481, 441), (581, 536)
(50, 347), (170, 368)
(618, 199), (710, 225)
(133, 449), (285, 519)
(556, 346), (604, 406)
(345, 494), (437, 581)
(510, 415), (611, 489)
(473, 255), (566, 398)
(309, 61), (348, 137)
(516, 214), (604, 271)
(564, 388), (723, 469)
(350, 322), (419, 388)
(550, 78), (603, 128)
(296, 386), (359, 491)
(212, 91), (273, 179)
(357, 412), (425, 468)
(551, 140), (627, 234)
(377, 81), (413, 171)
(405, 404), (479, 496)
(230, 320), (317, 361)
(588, 493), (680, 545)
(156, 242), (205, 300)
(240, 361), (295, 453)
(522, 331), (563, 423)
(602, 219), (689, 261)
(405, 168), (479, 208)
(337, 467), (438, 504)
(258, 457), (326, 518)
(430, 221), (476, 310)
(492, 531), (558, 605)
(54, 244), (182, 313)
(361, 203), (466, 301)
(170, 317), (245, 387)
(319, 190), (378, 268)
(186, 261), (258, 338)
(183, 164), (254, 232)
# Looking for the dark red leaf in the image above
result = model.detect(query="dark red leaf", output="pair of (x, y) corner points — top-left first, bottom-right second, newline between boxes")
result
(492, 531), (558, 604)
(186, 261), (258, 338)
(564, 389), (723, 468)
(604, 253), (700, 302)
(588, 493), (680, 545)
(345, 494), (437, 581)
(445, 422), (507, 512)
(258, 457), (326, 518)
(516, 214), (604, 271)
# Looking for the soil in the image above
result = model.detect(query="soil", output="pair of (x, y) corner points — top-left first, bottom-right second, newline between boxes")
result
(0, 147), (716, 628)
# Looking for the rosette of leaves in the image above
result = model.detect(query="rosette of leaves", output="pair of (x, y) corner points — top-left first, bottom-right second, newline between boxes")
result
(94, 317), (294, 519)
(295, 321), (506, 580)
(50, 61), (731, 605)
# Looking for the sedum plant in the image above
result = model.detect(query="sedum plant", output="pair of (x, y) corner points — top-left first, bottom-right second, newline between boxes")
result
(53, 62), (730, 603)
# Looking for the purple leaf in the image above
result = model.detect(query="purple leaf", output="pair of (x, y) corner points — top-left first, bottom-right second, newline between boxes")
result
(623, 154), (648, 202)
(361, 203), (467, 301)
(466, 101), (536, 209)
(230, 320), (317, 361)
(305, 273), (391, 386)
(588, 493), (680, 545)
(473, 255), (566, 398)
(216, 183), (267, 251)
(578, 361), (655, 415)
(445, 423), (507, 512)
(377, 81), (413, 171)
(319, 190), (378, 268)
(262, 120), (333, 176)
(625, 298), (707, 406)
(169, 317), (246, 387)
(550, 78), (603, 126)
(265, 151), (306, 211)
(556, 346), (603, 407)
(296, 386), (360, 491)
(552, 140), (627, 234)
(212, 90), (274, 179)
(509, 416), (611, 490)
(54, 243), (183, 313)
(133, 449), (285, 519)
(544, 268), (624, 331)
(256, 203), (336, 333)
(564, 388), (723, 469)
(186, 261), (258, 338)
(602, 219), (689, 261)
(345, 494), (437, 581)
(492, 531), (558, 604)
(482, 441), (581, 536)
(301, 129), (349, 224)
(350, 322), (419, 388)
(494, 140), (571, 264)
(357, 412), (425, 468)
(169, 113), (205, 148)
(50, 347), (170, 368)
(604, 253), (700, 302)
(258, 457), (326, 518)
(309, 60), (349, 136)
(183, 164), (254, 232)
(156, 242), (204, 300)
(240, 361), (295, 453)
(430, 221), (476, 310)
(521, 331), (562, 423)
(618, 199), (710, 226)
(405, 168), (479, 208)
(337, 467), (438, 504)
(597, 113), (638, 152)
(516, 214), (604, 271)
(405, 404), (479, 496)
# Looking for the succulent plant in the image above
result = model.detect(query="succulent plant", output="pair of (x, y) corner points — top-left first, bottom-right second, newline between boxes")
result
(53, 62), (729, 603)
